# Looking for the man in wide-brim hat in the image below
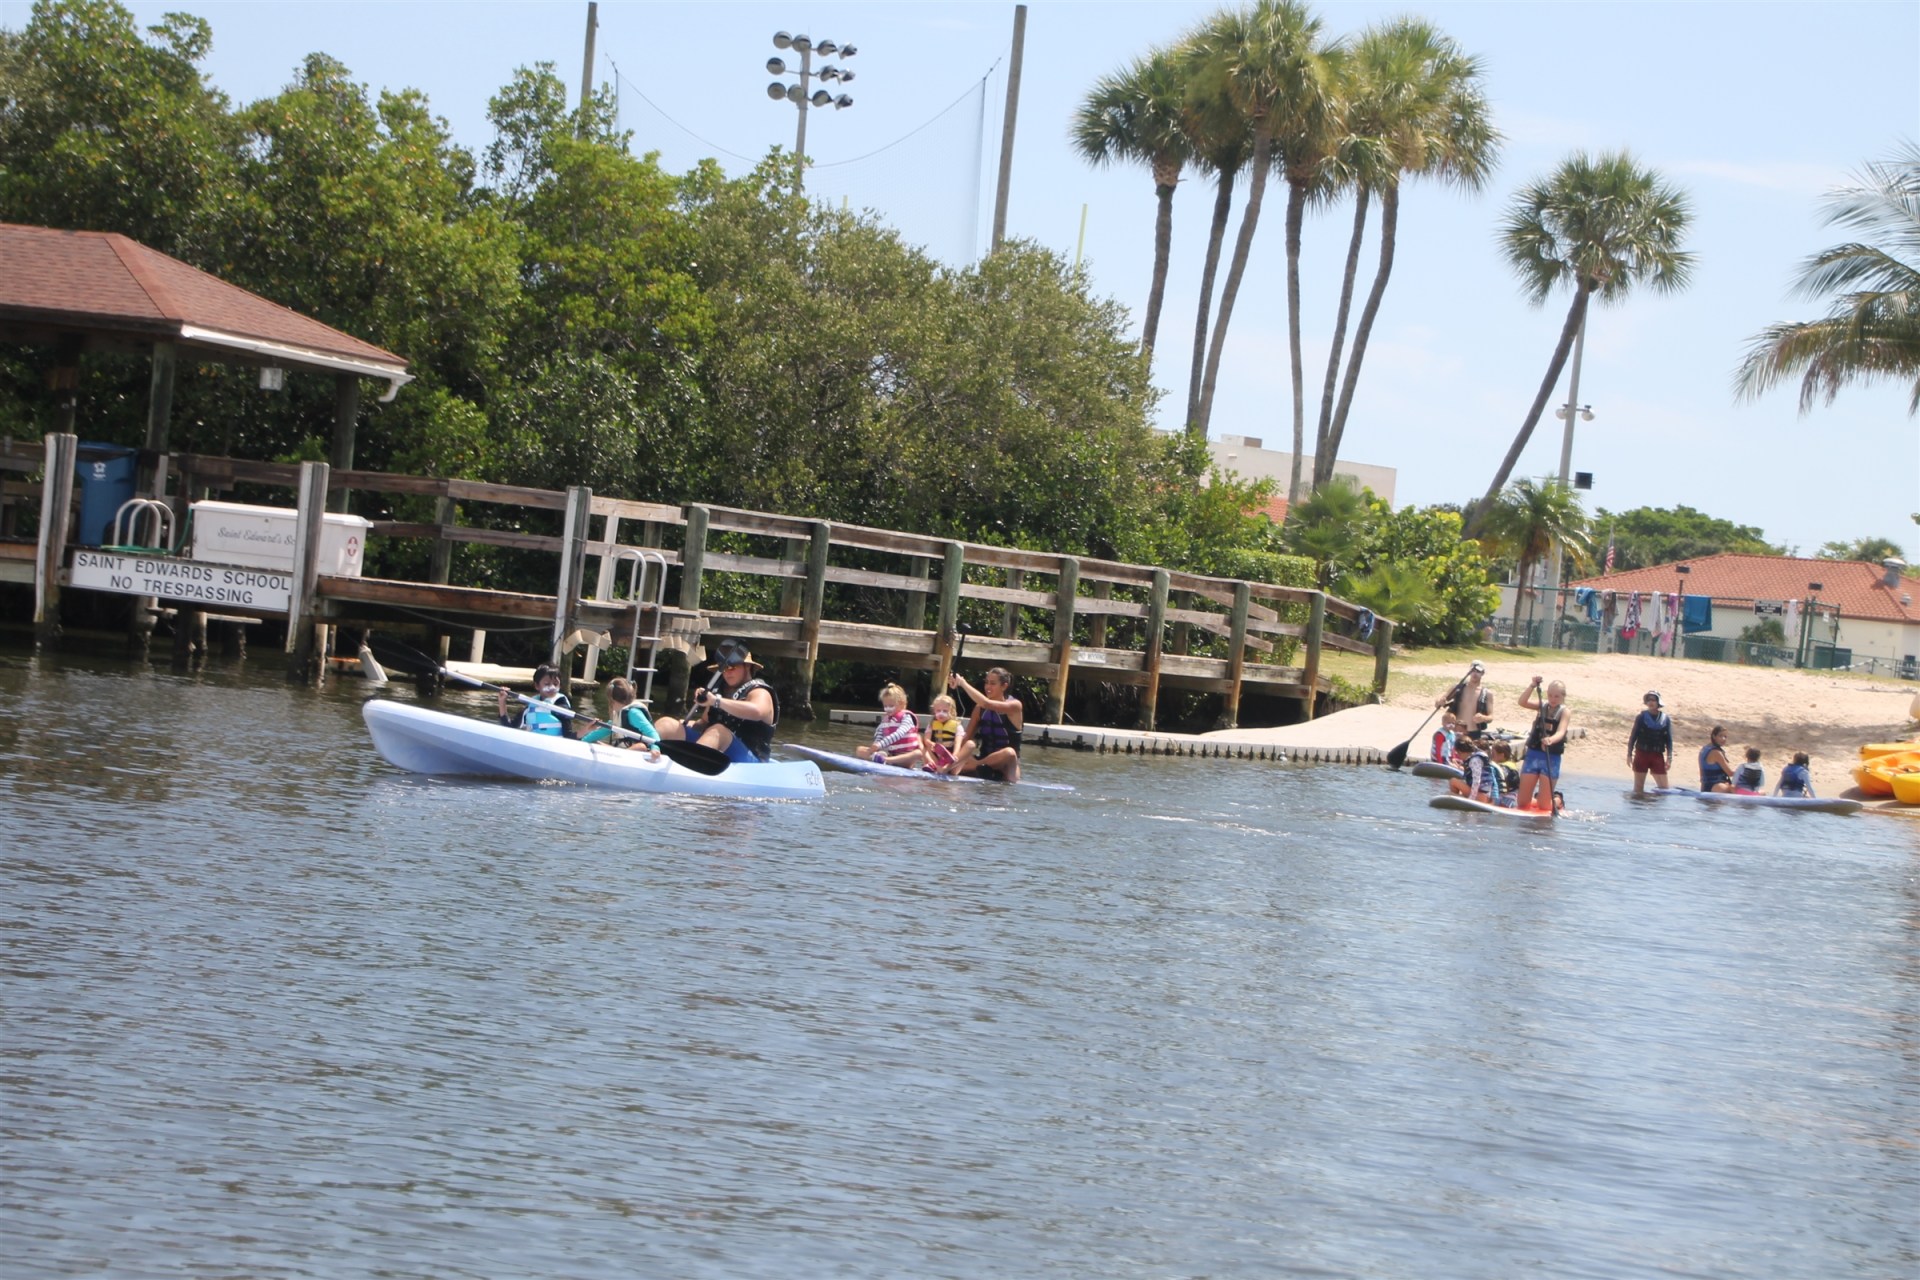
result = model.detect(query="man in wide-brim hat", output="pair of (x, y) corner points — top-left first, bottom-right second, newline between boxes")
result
(654, 639), (780, 763)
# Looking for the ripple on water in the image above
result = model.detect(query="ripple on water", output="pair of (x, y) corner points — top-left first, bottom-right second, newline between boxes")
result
(1, 658), (1917, 1278)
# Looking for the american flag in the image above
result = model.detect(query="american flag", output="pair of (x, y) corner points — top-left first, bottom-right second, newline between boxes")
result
(1604, 535), (1615, 574)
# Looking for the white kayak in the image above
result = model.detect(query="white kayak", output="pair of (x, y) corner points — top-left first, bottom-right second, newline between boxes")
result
(1410, 760), (1465, 780)
(363, 700), (824, 799)
(785, 743), (1074, 791)
(1650, 786), (1861, 815)
(1430, 794), (1554, 819)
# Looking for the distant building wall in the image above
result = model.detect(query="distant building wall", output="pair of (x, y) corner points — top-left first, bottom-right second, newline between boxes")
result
(1187, 433), (1397, 506)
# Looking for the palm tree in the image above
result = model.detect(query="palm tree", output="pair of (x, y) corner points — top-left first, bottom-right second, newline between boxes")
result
(1312, 18), (1498, 493)
(1734, 141), (1920, 415)
(1466, 151), (1694, 536)
(1071, 46), (1192, 362)
(1177, 41), (1255, 435)
(1186, 0), (1342, 481)
(1476, 478), (1592, 642)
(1281, 473), (1368, 587)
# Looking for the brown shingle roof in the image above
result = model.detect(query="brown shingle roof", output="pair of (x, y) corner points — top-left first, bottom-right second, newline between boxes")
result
(0, 223), (407, 390)
(1572, 553), (1920, 625)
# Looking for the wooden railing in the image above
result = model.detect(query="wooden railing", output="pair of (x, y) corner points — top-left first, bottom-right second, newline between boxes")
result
(16, 437), (1392, 729)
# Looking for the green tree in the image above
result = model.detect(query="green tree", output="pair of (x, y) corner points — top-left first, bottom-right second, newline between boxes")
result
(0, 0), (238, 257)
(1469, 151), (1695, 533)
(1735, 142), (1920, 415)
(1592, 504), (1782, 569)
(1358, 501), (1499, 645)
(208, 53), (520, 468)
(1314, 17), (1497, 492)
(1070, 45), (1192, 362)
(1476, 478), (1591, 638)
(1281, 473), (1368, 587)
(1816, 535), (1907, 564)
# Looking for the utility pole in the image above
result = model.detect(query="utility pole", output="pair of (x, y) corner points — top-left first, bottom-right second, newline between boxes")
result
(990, 4), (1027, 252)
(577, 2), (598, 134)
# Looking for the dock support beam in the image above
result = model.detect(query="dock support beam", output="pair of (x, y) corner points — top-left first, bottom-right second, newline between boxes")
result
(933, 540), (964, 691)
(1299, 591), (1325, 721)
(284, 460), (329, 683)
(671, 504), (710, 708)
(34, 432), (77, 649)
(1372, 617), (1393, 696)
(1216, 580), (1250, 729)
(1046, 556), (1079, 723)
(793, 519), (831, 720)
(550, 484), (592, 692)
(1137, 567), (1169, 731)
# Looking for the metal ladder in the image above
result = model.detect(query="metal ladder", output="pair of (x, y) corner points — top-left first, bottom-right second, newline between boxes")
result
(614, 548), (670, 707)
(109, 498), (176, 552)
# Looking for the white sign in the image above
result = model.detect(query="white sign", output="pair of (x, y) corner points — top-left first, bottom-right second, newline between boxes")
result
(1754, 599), (1786, 616)
(69, 549), (292, 612)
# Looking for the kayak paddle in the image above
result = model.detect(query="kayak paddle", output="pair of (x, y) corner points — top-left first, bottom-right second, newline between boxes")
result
(1385, 666), (1473, 771)
(364, 634), (732, 776)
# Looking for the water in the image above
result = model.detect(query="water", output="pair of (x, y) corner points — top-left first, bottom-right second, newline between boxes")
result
(3, 652), (1917, 1279)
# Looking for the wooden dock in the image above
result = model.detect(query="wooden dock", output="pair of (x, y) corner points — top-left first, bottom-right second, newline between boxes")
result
(5, 433), (1391, 730)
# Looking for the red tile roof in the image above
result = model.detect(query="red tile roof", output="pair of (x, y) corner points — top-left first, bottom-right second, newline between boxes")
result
(1251, 495), (1289, 524)
(1572, 553), (1920, 625)
(0, 222), (405, 372)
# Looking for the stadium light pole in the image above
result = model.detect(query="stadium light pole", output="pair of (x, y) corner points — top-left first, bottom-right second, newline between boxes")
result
(1541, 308), (1594, 649)
(766, 32), (856, 192)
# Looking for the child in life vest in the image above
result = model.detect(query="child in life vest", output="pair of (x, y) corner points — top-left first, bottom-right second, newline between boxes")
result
(581, 676), (662, 759)
(1774, 752), (1815, 797)
(1430, 713), (1459, 766)
(857, 682), (924, 769)
(1733, 747), (1765, 794)
(922, 693), (964, 772)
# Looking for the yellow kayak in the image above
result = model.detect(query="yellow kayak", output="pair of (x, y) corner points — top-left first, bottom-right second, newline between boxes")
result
(1891, 772), (1920, 805)
(1859, 740), (1920, 759)
(1854, 759), (1920, 796)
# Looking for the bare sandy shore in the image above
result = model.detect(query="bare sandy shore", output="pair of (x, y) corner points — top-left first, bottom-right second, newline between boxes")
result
(1205, 651), (1920, 806)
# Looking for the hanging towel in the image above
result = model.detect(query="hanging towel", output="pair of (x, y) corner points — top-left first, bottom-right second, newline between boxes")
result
(1574, 586), (1601, 623)
(1681, 594), (1713, 633)
(1623, 591), (1642, 639)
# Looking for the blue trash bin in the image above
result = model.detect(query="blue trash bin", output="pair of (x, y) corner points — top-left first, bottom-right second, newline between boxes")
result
(73, 442), (139, 547)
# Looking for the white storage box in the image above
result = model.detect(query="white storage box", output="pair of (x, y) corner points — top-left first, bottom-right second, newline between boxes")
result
(189, 500), (371, 577)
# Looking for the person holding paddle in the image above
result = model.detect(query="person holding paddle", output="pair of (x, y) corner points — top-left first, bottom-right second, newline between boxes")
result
(1514, 675), (1571, 812)
(1436, 660), (1493, 737)
(580, 677), (662, 759)
(498, 664), (573, 737)
(946, 666), (1023, 783)
(655, 640), (779, 764)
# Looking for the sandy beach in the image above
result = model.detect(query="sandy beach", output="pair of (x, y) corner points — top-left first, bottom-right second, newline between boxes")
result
(1207, 651), (1920, 805)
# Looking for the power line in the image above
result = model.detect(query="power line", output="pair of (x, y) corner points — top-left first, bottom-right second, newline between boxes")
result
(606, 54), (998, 173)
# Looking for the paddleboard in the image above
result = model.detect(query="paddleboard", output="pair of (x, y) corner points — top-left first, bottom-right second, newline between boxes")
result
(785, 743), (1074, 792)
(1650, 786), (1862, 815)
(1410, 760), (1465, 780)
(1430, 794), (1552, 818)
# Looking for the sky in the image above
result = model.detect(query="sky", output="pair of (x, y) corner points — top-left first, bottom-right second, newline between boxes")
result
(17, 0), (1917, 558)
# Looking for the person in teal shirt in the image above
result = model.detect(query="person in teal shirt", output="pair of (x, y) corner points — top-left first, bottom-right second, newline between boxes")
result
(581, 676), (662, 757)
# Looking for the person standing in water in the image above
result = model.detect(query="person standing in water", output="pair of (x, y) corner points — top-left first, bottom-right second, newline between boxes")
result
(1515, 675), (1570, 812)
(1626, 690), (1673, 795)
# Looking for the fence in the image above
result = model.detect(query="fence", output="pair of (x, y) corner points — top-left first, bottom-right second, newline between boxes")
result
(1494, 584), (1917, 680)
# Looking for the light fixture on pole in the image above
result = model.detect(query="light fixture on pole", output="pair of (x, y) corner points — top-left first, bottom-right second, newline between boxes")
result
(766, 31), (856, 191)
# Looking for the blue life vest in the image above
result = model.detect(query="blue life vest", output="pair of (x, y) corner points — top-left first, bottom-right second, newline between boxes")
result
(1698, 743), (1731, 789)
(522, 695), (567, 736)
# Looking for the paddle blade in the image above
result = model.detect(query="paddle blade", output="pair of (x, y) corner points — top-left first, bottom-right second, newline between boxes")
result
(659, 739), (732, 776)
(365, 633), (439, 678)
(1385, 739), (1411, 770)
